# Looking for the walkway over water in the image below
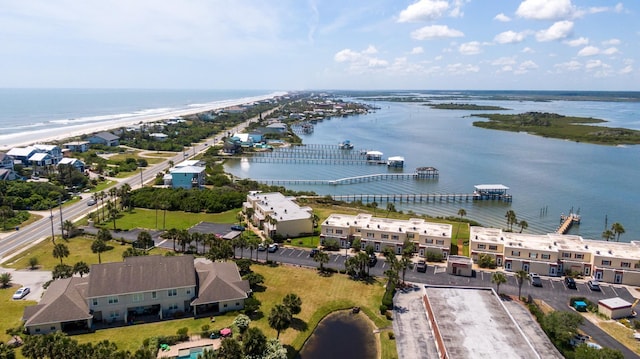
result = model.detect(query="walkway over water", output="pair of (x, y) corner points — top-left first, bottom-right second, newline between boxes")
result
(253, 171), (438, 185)
(556, 213), (581, 234)
(301, 192), (512, 203)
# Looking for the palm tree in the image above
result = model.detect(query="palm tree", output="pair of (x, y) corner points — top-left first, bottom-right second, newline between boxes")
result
(99, 191), (106, 222)
(505, 210), (517, 231)
(399, 256), (412, 284)
(73, 261), (90, 277)
(91, 193), (100, 222)
(97, 227), (112, 242)
(386, 202), (396, 217)
(91, 238), (107, 264)
(190, 232), (202, 255)
(107, 200), (118, 231)
(491, 272), (507, 294)
(602, 229), (614, 242)
(371, 201), (378, 215)
(282, 293), (302, 315)
(62, 220), (76, 239)
(456, 208), (467, 240)
(52, 243), (70, 265)
(268, 304), (292, 339)
(518, 220), (528, 233)
(515, 270), (529, 300)
(313, 250), (330, 272)
(611, 222), (625, 242)
(247, 236), (261, 261)
(263, 237), (274, 262)
(177, 229), (191, 252)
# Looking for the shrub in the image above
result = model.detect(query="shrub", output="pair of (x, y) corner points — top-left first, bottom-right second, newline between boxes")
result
(425, 251), (443, 263)
(477, 253), (496, 269)
(387, 332), (395, 340)
(322, 238), (340, 251)
(382, 281), (396, 309)
(379, 304), (388, 314)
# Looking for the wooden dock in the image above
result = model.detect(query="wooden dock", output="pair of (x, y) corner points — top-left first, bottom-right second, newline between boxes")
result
(556, 213), (581, 234)
(300, 192), (512, 203)
(253, 171), (438, 185)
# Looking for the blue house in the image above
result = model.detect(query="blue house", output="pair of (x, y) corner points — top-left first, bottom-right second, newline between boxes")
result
(169, 166), (206, 189)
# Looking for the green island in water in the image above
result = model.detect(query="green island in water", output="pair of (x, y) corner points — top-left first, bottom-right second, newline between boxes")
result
(427, 102), (510, 110)
(472, 112), (640, 146)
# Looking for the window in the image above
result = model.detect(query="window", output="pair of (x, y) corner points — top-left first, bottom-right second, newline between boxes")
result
(35, 328), (40, 333)
(168, 289), (177, 297)
(92, 299), (98, 306)
(621, 262), (631, 268)
(325, 229), (333, 234)
(381, 234), (389, 239)
(436, 240), (444, 245)
(151, 291), (157, 299)
(574, 254), (584, 259)
(108, 296), (119, 304)
(224, 304), (228, 308)
(336, 229), (343, 234)
(488, 245), (498, 251)
(366, 232), (374, 238)
(529, 253), (538, 259)
(186, 289), (191, 295)
(541, 254), (550, 260)
(562, 252), (571, 258)
(505, 262), (512, 270)
(110, 311), (119, 318)
(426, 239), (434, 244)
(408, 233), (415, 239)
(477, 244), (486, 249)
(168, 304), (178, 310)
(236, 302), (240, 306)
(601, 260), (611, 266)
(391, 235), (399, 240)
(511, 251), (520, 256)
(50, 326), (56, 331)
(133, 293), (144, 302)
(584, 267), (590, 275)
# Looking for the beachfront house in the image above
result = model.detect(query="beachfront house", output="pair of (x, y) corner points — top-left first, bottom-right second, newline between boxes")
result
(321, 213), (452, 258)
(149, 133), (169, 141)
(58, 158), (86, 172)
(168, 166), (206, 189)
(88, 132), (120, 147)
(22, 256), (250, 335)
(29, 153), (54, 168)
(63, 141), (90, 153)
(243, 192), (314, 239)
(0, 152), (14, 170)
(7, 147), (37, 165)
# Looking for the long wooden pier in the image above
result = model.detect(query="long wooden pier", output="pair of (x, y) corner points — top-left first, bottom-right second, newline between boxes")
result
(253, 171), (438, 185)
(556, 213), (581, 234)
(300, 192), (512, 203)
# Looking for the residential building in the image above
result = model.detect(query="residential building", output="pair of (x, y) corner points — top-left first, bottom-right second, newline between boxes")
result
(321, 213), (452, 258)
(63, 141), (90, 153)
(0, 152), (15, 170)
(32, 144), (63, 163)
(446, 255), (473, 276)
(88, 132), (120, 147)
(168, 166), (206, 189)
(469, 227), (640, 285)
(149, 133), (168, 141)
(58, 158), (86, 172)
(7, 147), (37, 165)
(244, 192), (313, 238)
(22, 256), (250, 335)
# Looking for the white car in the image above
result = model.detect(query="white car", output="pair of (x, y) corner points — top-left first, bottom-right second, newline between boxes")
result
(529, 273), (542, 287)
(12, 287), (30, 300)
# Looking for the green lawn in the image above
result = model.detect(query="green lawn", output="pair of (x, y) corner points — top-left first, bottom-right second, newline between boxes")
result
(96, 208), (241, 231)
(0, 285), (37, 343)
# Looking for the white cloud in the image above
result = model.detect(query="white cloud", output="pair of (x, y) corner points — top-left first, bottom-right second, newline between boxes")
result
(564, 37), (588, 47)
(522, 47), (535, 53)
(602, 38), (621, 46)
(494, 30), (527, 44)
(334, 46), (389, 72)
(459, 41), (481, 55)
(362, 45), (378, 55)
(602, 47), (619, 56)
(491, 56), (517, 66)
(334, 49), (361, 63)
(620, 65), (633, 74)
(446, 63), (480, 74)
(411, 25), (464, 40)
(554, 60), (582, 71)
(587, 6), (608, 14)
(515, 60), (539, 74)
(397, 0), (449, 23)
(536, 21), (573, 42)
(585, 59), (607, 70)
(494, 13), (511, 22)
(577, 46), (600, 57)
(614, 3), (624, 13)
(449, 0), (466, 18)
(410, 46), (424, 54)
(516, 0), (575, 20)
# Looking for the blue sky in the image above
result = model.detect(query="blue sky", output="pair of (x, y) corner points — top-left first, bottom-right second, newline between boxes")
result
(0, 0), (638, 90)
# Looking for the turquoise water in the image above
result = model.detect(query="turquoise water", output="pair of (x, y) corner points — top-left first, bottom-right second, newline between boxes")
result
(226, 91), (640, 240)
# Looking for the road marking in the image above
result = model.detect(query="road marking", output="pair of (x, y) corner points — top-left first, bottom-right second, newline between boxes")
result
(610, 286), (619, 296)
(549, 280), (554, 289)
(297, 251), (304, 257)
(333, 255), (340, 262)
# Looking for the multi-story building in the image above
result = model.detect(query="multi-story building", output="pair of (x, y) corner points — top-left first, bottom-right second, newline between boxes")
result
(243, 192), (314, 238)
(470, 227), (640, 285)
(321, 213), (452, 258)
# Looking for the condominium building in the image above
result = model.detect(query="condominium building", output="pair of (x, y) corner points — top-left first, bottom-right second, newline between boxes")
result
(470, 227), (640, 285)
(243, 192), (314, 238)
(321, 213), (452, 258)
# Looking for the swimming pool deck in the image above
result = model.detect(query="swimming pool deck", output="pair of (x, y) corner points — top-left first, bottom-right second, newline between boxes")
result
(157, 338), (221, 358)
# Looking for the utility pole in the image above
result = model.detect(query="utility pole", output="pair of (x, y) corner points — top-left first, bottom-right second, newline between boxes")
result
(49, 206), (55, 243)
(58, 195), (64, 237)
(140, 168), (143, 188)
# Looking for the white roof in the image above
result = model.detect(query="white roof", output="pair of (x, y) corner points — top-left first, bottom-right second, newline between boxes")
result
(7, 147), (35, 157)
(474, 184), (509, 190)
(366, 151), (383, 156)
(176, 160), (204, 168)
(387, 156), (404, 161)
(58, 158), (83, 165)
(599, 297), (632, 309)
(149, 133), (168, 137)
(29, 153), (50, 161)
(170, 166), (205, 174)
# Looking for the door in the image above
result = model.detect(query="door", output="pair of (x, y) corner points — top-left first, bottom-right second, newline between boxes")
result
(595, 271), (603, 280)
(550, 267), (556, 276)
(614, 273), (622, 284)
(523, 263), (530, 272)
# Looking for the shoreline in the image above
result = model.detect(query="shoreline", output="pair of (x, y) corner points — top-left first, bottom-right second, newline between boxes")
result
(0, 91), (287, 151)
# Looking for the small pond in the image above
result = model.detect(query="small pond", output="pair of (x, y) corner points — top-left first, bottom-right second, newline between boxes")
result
(297, 310), (377, 359)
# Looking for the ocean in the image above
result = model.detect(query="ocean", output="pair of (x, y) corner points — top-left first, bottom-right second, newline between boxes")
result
(223, 90), (640, 241)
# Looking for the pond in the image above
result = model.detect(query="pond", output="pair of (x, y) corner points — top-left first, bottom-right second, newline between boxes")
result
(297, 310), (377, 359)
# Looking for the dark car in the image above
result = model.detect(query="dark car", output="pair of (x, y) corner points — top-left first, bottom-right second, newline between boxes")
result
(565, 277), (577, 289)
(368, 255), (378, 267)
(588, 280), (601, 291)
(416, 260), (427, 273)
(310, 248), (319, 258)
(230, 225), (245, 231)
(268, 243), (279, 253)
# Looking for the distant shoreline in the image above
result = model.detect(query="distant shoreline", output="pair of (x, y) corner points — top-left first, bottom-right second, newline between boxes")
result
(0, 91), (287, 151)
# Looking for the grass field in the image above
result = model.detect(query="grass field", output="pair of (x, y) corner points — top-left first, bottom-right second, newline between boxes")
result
(0, 284), (37, 344)
(95, 208), (240, 231)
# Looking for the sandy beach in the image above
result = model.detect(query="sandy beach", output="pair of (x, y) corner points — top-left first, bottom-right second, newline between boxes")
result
(0, 92), (286, 151)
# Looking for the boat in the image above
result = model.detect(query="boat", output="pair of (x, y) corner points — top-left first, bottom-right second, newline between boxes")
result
(339, 140), (354, 149)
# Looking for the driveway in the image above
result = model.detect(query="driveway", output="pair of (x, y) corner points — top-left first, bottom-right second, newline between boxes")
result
(392, 286), (439, 359)
(1, 267), (52, 302)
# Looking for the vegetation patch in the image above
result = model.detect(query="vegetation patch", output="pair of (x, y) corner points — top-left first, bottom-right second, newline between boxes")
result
(472, 112), (640, 145)
(428, 103), (509, 110)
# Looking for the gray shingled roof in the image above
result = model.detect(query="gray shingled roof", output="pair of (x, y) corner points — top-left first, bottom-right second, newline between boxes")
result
(87, 255), (196, 298)
(191, 261), (250, 305)
(92, 132), (119, 141)
(23, 277), (91, 326)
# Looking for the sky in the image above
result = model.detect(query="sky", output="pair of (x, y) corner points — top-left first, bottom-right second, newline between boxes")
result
(0, 0), (638, 91)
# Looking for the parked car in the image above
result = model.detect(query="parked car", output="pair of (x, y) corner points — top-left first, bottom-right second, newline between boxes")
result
(87, 199), (97, 206)
(569, 334), (590, 347)
(564, 277), (577, 289)
(310, 248), (319, 258)
(416, 260), (427, 273)
(587, 280), (601, 291)
(268, 243), (279, 253)
(529, 273), (542, 287)
(231, 225), (245, 231)
(368, 255), (378, 267)
(257, 244), (266, 251)
(12, 287), (30, 300)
